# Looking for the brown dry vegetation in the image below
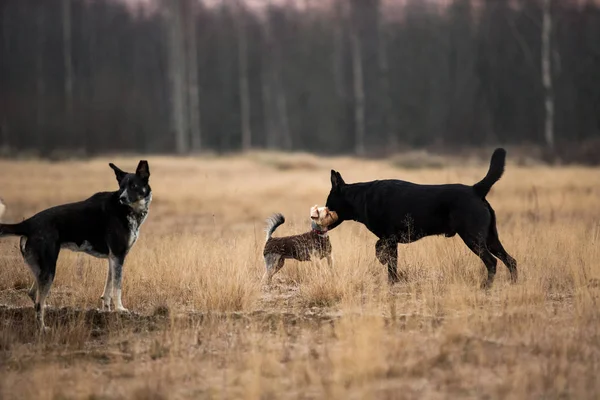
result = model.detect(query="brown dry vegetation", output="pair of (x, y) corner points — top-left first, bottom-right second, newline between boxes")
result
(1, 152), (600, 399)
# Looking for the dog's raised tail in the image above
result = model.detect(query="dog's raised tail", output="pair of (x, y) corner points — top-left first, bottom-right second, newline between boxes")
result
(473, 148), (506, 198)
(265, 213), (285, 241)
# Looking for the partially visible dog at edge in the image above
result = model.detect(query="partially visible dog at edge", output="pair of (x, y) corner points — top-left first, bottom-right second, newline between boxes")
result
(325, 148), (517, 289)
(0, 161), (152, 332)
(262, 205), (338, 284)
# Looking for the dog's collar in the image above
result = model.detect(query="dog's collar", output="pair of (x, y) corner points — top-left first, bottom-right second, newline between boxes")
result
(311, 220), (328, 235)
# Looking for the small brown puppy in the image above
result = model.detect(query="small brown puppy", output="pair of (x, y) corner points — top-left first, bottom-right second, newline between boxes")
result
(262, 205), (338, 284)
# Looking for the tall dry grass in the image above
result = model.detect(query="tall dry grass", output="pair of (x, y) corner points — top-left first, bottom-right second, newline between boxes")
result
(1, 152), (600, 399)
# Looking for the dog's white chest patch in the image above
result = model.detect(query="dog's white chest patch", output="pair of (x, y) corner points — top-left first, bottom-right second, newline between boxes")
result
(126, 194), (151, 250)
(126, 213), (147, 249)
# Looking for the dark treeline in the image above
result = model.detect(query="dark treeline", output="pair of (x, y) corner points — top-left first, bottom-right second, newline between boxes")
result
(0, 0), (599, 157)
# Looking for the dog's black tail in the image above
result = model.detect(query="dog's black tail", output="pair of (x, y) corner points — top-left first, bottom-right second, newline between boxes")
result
(473, 148), (506, 199)
(0, 222), (28, 237)
(0, 200), (28, 238)
(264, 213), (285, 241)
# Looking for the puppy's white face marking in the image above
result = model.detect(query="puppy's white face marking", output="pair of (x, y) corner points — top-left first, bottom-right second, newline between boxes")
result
(310, 205), (338, 228)
(310, 205), (319, 219)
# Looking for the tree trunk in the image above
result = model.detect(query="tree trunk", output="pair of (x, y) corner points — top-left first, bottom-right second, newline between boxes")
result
(267, 4), (292, 151)
(332, 2), (345, 101)
(185, 0), (201, 152)
(166, 0), (189, 154)
(1, 8), (10, 150)
(541, 0), (554, 150)
(82, 1), (95, 151)
(350, 10), (365, 156)
(261, 7), (276, 149)
(377, 6), (396, 152)
(62, 0), (74, 145)
(36, 5), (46, 151)
(234, 3), (251, 151)
(274, 72), (292, 151)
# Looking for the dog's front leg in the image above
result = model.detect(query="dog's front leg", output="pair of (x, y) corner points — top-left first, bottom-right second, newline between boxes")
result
(101, 258), (114, 311)
(326, 254), (334, 269)
(110, 254), (129, 312)
(376, 238), (403, 283)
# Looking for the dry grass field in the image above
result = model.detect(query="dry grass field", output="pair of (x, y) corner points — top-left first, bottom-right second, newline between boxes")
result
(1, 151), (600, 399)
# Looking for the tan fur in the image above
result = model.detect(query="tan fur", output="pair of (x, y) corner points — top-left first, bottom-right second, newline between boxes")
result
(0, 199), (5, 222)
(262, 206), (338, 284)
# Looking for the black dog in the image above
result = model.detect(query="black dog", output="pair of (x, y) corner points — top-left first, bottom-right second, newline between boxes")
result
(0, 161), (152, 331)
(325, 148), (516, 288)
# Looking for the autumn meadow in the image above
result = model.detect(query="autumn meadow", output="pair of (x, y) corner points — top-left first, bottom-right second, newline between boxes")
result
(0, 151), (598, 399)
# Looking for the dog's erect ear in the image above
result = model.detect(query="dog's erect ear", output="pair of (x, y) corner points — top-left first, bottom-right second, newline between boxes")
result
(136, 160), (150, 181)
(330, 170), (345, 190)
(109, 163), (127, 183)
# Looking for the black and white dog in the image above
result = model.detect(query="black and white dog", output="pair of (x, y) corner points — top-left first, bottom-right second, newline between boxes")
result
(0, 161), (152, 331)
(325, 148), (516, 288)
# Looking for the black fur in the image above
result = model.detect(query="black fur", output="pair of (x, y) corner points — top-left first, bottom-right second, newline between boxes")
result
(0, 160), (152, 331)
(325, 148), (516, 287)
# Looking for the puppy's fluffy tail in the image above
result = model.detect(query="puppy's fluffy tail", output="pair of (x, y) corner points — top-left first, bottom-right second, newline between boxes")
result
(473, 148), (506, 198)
(0, 200), (28, 238)
(265, 213), (285, 241)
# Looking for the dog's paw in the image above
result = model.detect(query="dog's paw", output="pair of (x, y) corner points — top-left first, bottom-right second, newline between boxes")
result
(100, 299), (112, 312)
(388, 271), (408, 285)
(115, 306), (130, 313)
(37, 325), (51, 335)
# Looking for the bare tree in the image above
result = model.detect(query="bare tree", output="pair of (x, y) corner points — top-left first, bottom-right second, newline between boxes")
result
(234, 1), (252, 151)
(261, 3), (276, 149)
(541, 0), (554, 150)
(36, 5), (46, 147)
(332, 1), (345, 101)
(350, 2), (365, 156)
(184, 0), (201, 152)
(166, 0), (189, 154)
(1, 8), (10, 149)
(271, 12), (292, 151)
(62, 0), (74, 142)
(377, 2), (396, 151)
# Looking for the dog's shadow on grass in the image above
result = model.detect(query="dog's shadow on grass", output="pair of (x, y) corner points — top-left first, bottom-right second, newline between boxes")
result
(0, 305), (167, 347)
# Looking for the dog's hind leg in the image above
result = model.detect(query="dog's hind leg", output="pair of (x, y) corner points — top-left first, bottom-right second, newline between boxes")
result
(23, 238), (59, 332)
(19, 237), (37, 305)
(459, 233), (498, 289)
(487, 236), (517, 283)
(263, 254), (283, 284)
(28, 281), (37, 304)
(485, 204), (517, 283)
